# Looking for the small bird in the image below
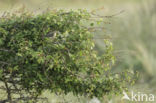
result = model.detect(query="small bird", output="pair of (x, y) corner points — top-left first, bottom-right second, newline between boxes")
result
(45, 31), (58, 40)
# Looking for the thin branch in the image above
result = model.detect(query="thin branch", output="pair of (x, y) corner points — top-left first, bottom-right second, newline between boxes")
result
(4, 79), (12, 103)
(0, 61), (10, 65)
(90, 10), (125, 18)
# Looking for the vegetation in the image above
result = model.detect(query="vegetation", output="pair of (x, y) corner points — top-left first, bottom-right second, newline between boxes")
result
(0, 0), (155, 103)
(0, 10), (133, 102)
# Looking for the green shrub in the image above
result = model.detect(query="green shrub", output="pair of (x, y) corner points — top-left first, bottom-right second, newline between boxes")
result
(0, 10), (132, 102)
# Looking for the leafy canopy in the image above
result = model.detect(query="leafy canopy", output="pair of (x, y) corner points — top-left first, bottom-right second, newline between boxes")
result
(0, 10), (133, 102)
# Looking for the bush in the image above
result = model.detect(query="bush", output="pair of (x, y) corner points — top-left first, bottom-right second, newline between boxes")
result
(0, 10), (132, 102)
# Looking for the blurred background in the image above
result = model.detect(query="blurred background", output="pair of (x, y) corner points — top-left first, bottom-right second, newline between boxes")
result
(0, 0), (156, 103)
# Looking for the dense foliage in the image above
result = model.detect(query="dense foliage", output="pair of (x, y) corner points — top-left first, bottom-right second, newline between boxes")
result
(0, 10), (132, 102)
